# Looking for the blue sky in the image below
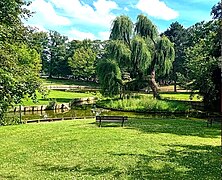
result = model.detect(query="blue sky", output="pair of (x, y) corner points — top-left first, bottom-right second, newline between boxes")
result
(25, 0), (219, 40)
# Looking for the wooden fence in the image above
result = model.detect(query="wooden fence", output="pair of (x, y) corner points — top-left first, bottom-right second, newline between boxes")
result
(23, 116), (95, 124)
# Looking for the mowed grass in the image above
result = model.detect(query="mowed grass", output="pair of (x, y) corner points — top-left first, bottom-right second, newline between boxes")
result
(22, 90), (94, 106)
(140, 93), (201, 101)
(0, 118), (220, 179)
(159, 93), (202, 101)
(42, 78), (98, 87)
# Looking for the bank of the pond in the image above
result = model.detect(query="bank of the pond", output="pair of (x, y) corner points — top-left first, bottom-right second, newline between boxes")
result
(96, 97), (193, 115)
(21, 90), (95, 106)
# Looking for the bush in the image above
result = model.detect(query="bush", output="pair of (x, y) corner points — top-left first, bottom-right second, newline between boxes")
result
(0, 115), (21, 126)
(45, 99), (57, 110)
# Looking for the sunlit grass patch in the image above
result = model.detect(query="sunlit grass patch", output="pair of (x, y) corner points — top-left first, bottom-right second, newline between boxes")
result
(0, 118), (220, 179)
(21, 90), (94, 106)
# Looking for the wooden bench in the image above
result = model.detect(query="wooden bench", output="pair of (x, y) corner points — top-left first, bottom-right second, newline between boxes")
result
(207, 115), (221, 127)
(96, 116), (128, 127)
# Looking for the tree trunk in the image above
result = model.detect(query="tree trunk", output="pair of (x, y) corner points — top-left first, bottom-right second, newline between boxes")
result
(174, 80), (177, 92)
(150, 70), (160, 99)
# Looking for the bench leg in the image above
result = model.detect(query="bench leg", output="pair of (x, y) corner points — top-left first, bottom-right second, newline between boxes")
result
(207, 119), (213, 127)
(99, 119), (101, 127)
(122, 119), (124, 127)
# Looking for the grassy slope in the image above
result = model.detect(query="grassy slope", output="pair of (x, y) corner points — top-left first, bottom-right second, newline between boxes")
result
(0, 118), (220, 179)
(22, 90), (94, 106)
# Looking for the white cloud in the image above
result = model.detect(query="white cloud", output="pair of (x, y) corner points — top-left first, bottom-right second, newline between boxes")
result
(68, 29), (110, 41)
(68, 29), (96, 40)
(28, 0), (71, 26)
(98, 31), (110, 40)
(124, 7), (129, 11)
(50, 0), (118, 27)
(136, 0), (179, 20)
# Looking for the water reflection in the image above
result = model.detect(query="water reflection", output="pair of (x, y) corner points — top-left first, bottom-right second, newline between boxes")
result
(10, 104), (188, 121)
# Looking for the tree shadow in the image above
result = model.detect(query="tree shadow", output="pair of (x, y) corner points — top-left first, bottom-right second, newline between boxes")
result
(126, 118), (221, 138)
(37, 144), (220, 179)
(37, 163), (117, 177)
(0, 174), (18, 179)
(110, 144), (221, 179)
(39, 98), (72, 103)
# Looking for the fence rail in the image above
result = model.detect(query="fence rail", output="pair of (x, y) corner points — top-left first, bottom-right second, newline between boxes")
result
(23, 116), (95, 124)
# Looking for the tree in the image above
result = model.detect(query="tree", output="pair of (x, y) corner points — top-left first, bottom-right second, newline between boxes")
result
(163, 22), (186, 92)
(47, 31), (69, 78)
(0, 0), (42, 124)
(211, 2), (222, 19)
(26, 27), (49, 74)
(68, 46), (97, 80)
(96, 59), (122, 96)
(211, 1), (222, 112)
(181, 19), (221, 112)
(97, 14), (175, 98)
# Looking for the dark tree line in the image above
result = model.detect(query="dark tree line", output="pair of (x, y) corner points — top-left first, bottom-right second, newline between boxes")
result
(163, 2), (221, 112)
(31, 31), (103, 81)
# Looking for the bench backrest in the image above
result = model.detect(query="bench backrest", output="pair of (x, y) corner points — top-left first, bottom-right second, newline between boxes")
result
(96, 116), (128, 122)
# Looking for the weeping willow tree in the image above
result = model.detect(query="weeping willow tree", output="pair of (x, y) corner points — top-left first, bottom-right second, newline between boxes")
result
(96, 59), (122, 96)
(97, 14), (175, 98)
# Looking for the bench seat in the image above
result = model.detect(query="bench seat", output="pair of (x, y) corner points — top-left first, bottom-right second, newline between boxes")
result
(207, 115), (221, 127)
(96, 116), (128, 127)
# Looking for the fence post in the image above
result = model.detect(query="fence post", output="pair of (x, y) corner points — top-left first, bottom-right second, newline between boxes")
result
(19, 105), (22, 123)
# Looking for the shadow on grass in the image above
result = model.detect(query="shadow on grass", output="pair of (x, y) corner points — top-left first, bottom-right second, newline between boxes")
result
(39, 98), (72, 103)
(0, 175), (18, 179)
(38, 164), (116, 176)
(45, 78), (98, 87)
(126, 118), (221, 138)
(37, 144), (220, 179)
(111, 144), (221, 179)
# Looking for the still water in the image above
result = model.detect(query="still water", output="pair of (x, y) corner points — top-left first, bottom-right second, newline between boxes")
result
(10, 104), (187, 121)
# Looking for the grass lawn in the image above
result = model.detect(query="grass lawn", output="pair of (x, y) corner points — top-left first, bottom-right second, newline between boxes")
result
(159, 93), (202, 101)
(139, 93), (201, 101)
(42, 78), (98, 87)
(0, 118), (220, 179)
(22, 90), (94, 106)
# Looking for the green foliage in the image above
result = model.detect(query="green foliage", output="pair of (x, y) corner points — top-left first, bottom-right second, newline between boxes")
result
(68, 46), (96, 79)
(106, 40), (131, 69)
(46, 99), (57, 110)
(110, 15), (133, 45)
(135, 14), (158, 40)
(0, 119), (220, 179)
(96, 59), (122, 96)
(98, 14), (175, 98)
(0, 43), (42, 123)
(98, 96), (191, 113)
(47, 31), (70, 77)
(211, 2), (222, 19)
(181, 19), (221, 111)
(131, 36), (152, 76)
(0, 0), (42, 123)
(156, 36), (175, 76)
(162, 22), (186, 83)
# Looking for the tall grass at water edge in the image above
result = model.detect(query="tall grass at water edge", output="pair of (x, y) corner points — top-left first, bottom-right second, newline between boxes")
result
(98, 96), (191, 113)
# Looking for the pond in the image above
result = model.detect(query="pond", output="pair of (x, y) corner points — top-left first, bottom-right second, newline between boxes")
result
(9, 104), (192, 122)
